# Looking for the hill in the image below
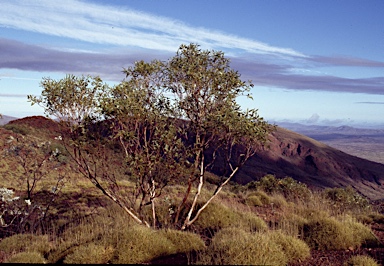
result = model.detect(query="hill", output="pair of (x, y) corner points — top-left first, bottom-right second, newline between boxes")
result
(233, 126), (384, 200)
(277, 122), (384, 164)
(4, 116), (384, 200)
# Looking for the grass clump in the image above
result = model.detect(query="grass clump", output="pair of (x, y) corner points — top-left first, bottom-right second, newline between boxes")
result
(5, 251), (46, 263)
(63, 243), (114, 264)
(343, 216), (379, 248)
(158, 229), (205, 254)
(304, 216), (378, 250)
(193, 202), (241, 231)
(198, 227), (291, 265)
(345, 255), (379, 266)
(193, 201), (267, 233)
(268, 230), (310, 263)
(112, 225), (176, 264)
(0, 233), (51, 257)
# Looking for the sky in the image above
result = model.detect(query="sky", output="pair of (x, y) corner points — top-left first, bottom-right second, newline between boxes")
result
(1, 0), (384, 128)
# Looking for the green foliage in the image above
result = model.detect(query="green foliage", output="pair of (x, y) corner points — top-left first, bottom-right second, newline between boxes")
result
(28, 74), (107, 124)
(6, 251), (46, 263)
(345, 255), (379, 266)
(251, 175), (312, 201)
(324, 186), (371, 212)
(4, 123), (30, 135)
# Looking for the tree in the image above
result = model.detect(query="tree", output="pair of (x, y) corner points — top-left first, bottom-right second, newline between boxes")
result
(165, 44), (271, 229)
(29, 44), (273, 230)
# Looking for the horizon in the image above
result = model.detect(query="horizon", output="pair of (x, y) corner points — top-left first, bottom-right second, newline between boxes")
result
(1, 1), (384, 127)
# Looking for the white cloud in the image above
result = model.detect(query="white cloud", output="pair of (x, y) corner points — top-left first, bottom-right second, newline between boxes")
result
(0, 0), (306, 57)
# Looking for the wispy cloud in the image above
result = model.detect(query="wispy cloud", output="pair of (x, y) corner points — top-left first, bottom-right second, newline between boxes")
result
(355, 101), (384, 105)
(0, 93), (28, 98)
(1, 0), (305, 57)
(310, 55), (384, 67)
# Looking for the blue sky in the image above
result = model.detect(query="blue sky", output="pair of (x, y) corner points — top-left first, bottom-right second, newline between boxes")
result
(1, 0), (384, 127)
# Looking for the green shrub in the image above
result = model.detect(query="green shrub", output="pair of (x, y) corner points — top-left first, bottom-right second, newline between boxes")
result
(63, 243), (115, 264)
(304, 216), (378, 250)
(0, 234), (51, 256)
(268, 230), (310, 262)
(4, 124), (30, 135)
(197, 227), (287, 265)
(251, 175), (311, 202)
(6, 251), (46, 263)
(345, 255), (379, 266)
(324, 186), (371, 212)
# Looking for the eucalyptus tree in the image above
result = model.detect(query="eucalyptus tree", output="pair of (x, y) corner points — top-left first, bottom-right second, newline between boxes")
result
(166, 44), (272, 229)
(29, 44), (273, 230)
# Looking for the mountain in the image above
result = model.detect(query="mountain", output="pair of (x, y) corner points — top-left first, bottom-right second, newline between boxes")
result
(0, 115), (18, 126)
(233, 126), (384, 200)
(275, 122), (384, 165)
(4, 116), (384, 200)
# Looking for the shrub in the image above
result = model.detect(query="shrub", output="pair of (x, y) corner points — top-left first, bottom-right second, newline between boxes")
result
(6, 251), (46, 263)
(197, 227), (287, 265)
(248, 175), (312, 204)
(4, 124), (30, 135)
(324, 186), (371, 212)
(345, 255), (379, 266)
(63, 243), (114, 264)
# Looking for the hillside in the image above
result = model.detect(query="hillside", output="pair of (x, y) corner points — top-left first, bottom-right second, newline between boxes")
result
(4, 116), (384, 201)
(233, 126), (384, 200)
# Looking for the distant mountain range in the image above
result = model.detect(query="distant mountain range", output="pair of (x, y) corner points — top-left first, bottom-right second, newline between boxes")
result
(0, 115), (17, 126)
